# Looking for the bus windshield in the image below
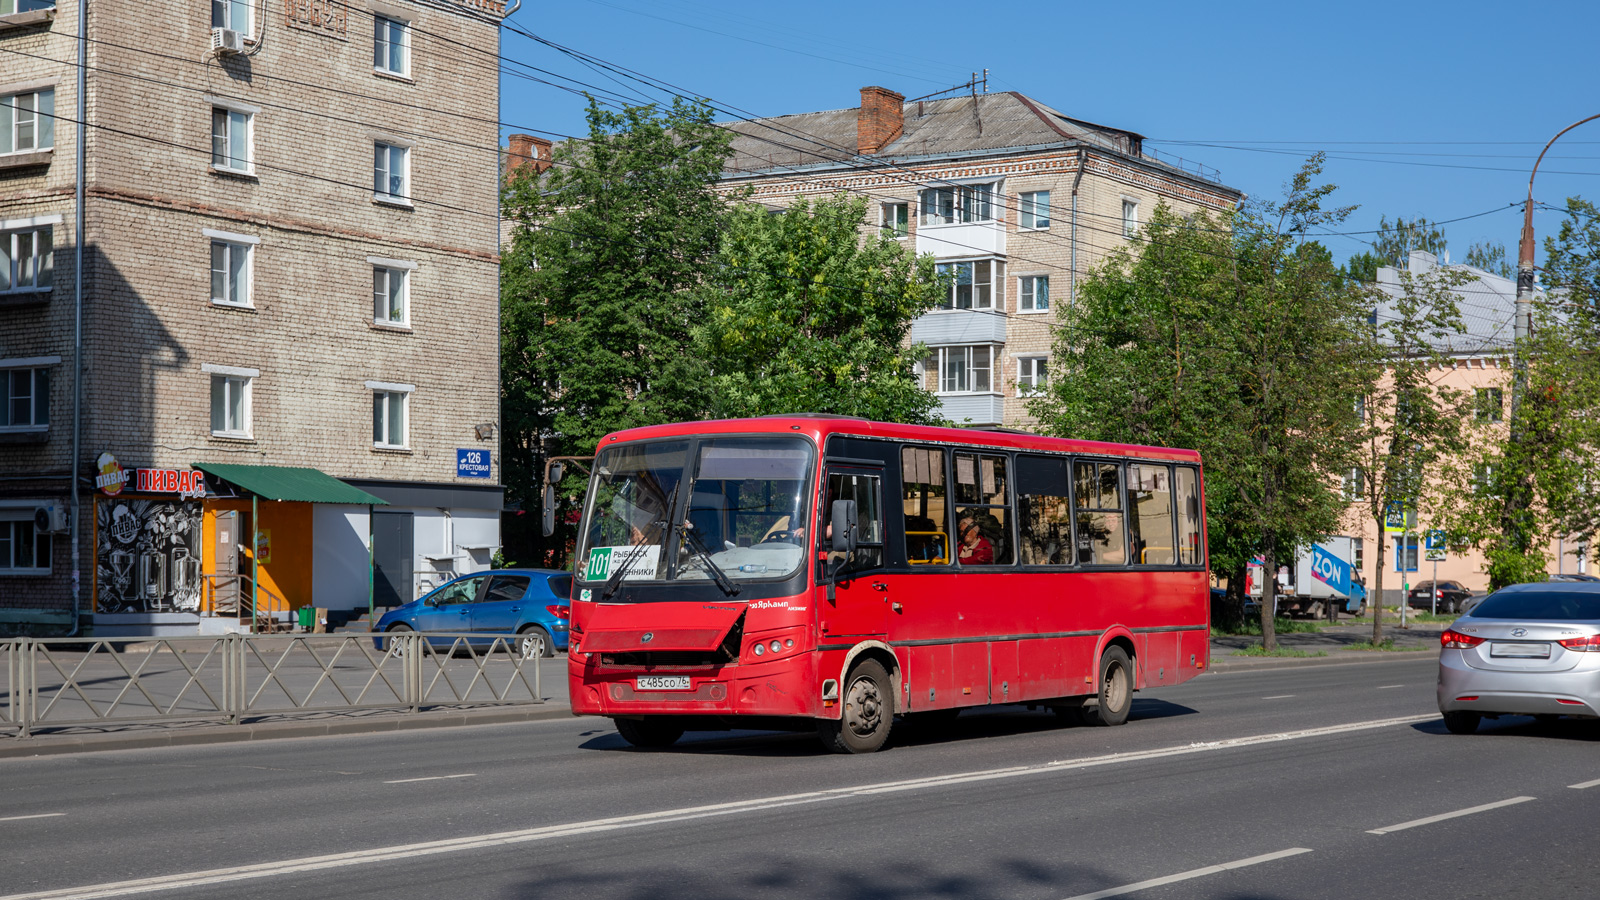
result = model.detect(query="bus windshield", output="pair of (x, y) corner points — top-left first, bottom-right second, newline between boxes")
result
(577, 436), (814, 590)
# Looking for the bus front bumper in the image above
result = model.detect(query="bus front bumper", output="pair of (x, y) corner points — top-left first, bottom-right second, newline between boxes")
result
(568, 653), (818, 718)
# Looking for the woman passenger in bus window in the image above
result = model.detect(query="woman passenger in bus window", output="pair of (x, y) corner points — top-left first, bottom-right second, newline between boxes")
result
(957, 512), (994, 565)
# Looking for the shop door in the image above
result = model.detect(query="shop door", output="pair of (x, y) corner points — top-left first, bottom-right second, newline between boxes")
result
(816, 467), (888, 639)
(212, 511), (241, 615)
(372, 512), (414, 607)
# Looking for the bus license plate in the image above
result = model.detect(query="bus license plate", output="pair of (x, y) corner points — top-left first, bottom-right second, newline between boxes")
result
(636, 675), (691, 691)
(1491, 642), (1550, 658)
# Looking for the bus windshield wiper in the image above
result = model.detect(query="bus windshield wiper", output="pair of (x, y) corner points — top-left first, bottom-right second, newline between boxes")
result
(600, 480), (680, 601)
(681, 523), (740, 597)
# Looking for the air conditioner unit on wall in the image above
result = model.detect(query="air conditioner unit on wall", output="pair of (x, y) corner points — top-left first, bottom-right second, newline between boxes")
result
(34, 502), (67, 534)
(211, 28), (245, 55)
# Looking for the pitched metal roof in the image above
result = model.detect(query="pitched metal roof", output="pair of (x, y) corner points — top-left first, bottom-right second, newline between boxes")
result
(1375, 251), (1520, 355)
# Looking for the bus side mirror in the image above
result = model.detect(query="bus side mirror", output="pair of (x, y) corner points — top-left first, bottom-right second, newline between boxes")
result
(542, 485), (557, 537)
(830, 500), (858, 556)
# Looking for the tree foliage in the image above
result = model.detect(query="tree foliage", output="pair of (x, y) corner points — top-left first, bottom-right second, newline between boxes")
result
(1465, 240), (1513, 279)
(1032, 156), (1374, 648)
(1372, 215), (1449, 268)
(694, 195), (946, 423)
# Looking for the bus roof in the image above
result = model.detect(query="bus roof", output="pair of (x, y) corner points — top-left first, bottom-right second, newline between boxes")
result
(594, 415), (1202, 464)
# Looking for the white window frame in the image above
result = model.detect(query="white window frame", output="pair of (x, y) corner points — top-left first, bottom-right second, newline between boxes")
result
(0, 510), (52, 576)
(1122, 197), (1140, 238)
(211, 0), (251, 33)
(373, 140), (412, 206)
(936, 345), (996, 395)
(1018, 273), (1049, 313)
(204, 228), (258, 308)
(1016, 356), (1048, 395)
(1019, 190), (1051, 230)
(373, 13), (411, 78)
(206, 97), (258, 174)
(2, 2), (61, 15)
(919, 181), (997, 226)
(935, 259), (998, 310)
(0, 356), (56, 433)
(368, 381), (414, 449)
(204, 363), (256, 439)
(369, 257), (415, 327)
(1342, 466), (1365, 502)
(0, 215), (56, 294)
(0, 86), (54, 155)
(881, 201), (909, 238)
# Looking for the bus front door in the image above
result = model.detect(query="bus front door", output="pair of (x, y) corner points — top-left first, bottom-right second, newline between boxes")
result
(818, 467), (888, 639)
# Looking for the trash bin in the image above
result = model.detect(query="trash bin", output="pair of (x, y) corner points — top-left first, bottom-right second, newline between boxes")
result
(297, 607), (314, 631)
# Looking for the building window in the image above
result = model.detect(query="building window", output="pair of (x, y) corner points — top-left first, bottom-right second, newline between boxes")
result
(210, 107), (251, 172)
(208, 236), (252, 307)
(1122, 199), (1140, 238)
(881, 202), (908, 238)
(936, 259), (996, 310)
(0, 516), (52, 575)
(0, 88), (53, 155)
(1020, 190), (1050, 229)
(373, 265), (408, 326)
(1017, 356), (1047, 395)
(920, 183), (995, 226)
(1394, 536), (1419, 573)
(1352, 537), (1364, 573)
(374, 15), (410, 77)
(1019, 274), (1048, 312)
(372, 388), (409, 448)
(207, 368), (253, 438)
(0, 367), (48, 431)
(211, 0), (251, 32)
(1, 2), (61, 15)
(374, 142), (409, 203)
(1, 224), (52, 293)
(1342, 466), (1365, 502)
(938, 345), (993, 394)
(1474, 387), (1504, 423)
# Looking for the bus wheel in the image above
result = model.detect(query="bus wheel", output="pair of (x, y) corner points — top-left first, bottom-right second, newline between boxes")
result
(819, 659), (894, 753)
(1080, 647), (1133, 727)
(615, 717), (685, 749)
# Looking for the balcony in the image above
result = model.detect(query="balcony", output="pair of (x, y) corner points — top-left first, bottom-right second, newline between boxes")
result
(915, 221), (1005, 259)
(910, 309), (1006, 346)
(937, 393), (1004, 426)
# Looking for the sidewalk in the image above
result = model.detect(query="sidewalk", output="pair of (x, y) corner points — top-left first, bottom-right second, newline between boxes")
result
(1209, 619), (1443, 671)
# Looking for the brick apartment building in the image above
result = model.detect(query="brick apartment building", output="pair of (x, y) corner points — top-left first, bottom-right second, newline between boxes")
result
(719, 86), (1243, 428)
(0, 0), (507, 635)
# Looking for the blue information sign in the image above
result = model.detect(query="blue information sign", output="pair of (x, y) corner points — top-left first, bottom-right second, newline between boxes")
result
(1425, 530), (1447, 550)
(1309, 543), (1352, 598)
(456, 448), (491, 479)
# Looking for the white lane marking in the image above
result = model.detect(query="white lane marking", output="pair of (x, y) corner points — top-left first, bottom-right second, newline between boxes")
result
(1568, 778), (1600, 790)
(0, 814), (65, 824)
(0, 714), (1434, 900)
(1261, 695), (1296, 700)
(1376, 684), (1406, 689)
(1061, 848), (1314, 900)
(384, 774), (477, 784)
(1366, 796), (1536, 834)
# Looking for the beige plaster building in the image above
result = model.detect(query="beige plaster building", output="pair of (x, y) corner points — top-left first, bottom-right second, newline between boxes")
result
(717, 86), (1242, 428)
(0, 0), (507, 635)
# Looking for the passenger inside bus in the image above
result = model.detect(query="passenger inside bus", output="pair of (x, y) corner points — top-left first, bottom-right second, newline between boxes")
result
(957, 511), (995, 565)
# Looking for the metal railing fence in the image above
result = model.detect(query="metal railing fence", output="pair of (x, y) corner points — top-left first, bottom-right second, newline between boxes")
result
(0, 632), (545, 738)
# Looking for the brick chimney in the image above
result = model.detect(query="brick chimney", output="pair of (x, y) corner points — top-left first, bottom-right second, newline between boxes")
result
(857, 86), (904, 155)
(506, 133), (552, 181)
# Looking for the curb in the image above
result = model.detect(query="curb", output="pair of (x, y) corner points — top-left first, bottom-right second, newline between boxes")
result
(0, 705), (576, 760)
(1206, 650), (1437, 674)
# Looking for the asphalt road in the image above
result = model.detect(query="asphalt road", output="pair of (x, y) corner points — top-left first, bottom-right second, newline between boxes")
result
(2, 655), (1593, 900)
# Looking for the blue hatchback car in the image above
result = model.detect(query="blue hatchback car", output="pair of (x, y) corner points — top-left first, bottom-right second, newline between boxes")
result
(374, 568), (572, 658)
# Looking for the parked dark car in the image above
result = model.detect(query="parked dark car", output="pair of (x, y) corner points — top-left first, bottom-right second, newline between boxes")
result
(1407, 580), (1472, 614)
(374, 569), (571, 658)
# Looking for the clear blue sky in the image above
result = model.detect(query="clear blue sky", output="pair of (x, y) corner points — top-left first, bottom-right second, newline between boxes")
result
(499, 0), (1600, 265)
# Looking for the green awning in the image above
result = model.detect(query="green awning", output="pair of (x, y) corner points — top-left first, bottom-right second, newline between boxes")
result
(193, 463), (389, 505)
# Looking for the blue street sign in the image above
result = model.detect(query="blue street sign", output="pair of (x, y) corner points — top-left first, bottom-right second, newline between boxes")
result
(1425, 529), (1447, 550)
(1309, 543), (1352, 598)
(456, 448), (491, 479)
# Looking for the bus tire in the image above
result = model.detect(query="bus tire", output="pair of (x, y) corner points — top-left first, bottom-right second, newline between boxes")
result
(1080, 646), (1133, 727)
(819, 659), (894, 753)
(614, 717), (685, 749)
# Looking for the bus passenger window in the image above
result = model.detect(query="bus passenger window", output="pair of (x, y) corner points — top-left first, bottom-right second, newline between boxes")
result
(1127, 464), (1175, 565)
(1176, 467), (1204, 565)
(1017, 455), (1071, 565)
(901, 447), (949, 564)
(953, 452), (1013, 565)
(826, 471), (883, 570)
(1074, 461), (1125, 565)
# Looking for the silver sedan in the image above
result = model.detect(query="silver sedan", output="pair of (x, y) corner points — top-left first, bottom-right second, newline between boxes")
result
(1437, 582), (1600, 734)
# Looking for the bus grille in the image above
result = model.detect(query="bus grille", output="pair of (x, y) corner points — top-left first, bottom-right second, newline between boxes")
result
(601, 650), (727, 669)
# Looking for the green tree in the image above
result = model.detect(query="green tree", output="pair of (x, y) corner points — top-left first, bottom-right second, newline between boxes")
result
(1033, 156), (1373, 649)
(694, 195), (946, 423)
(1465, 240), (1513, 279)
(1343, 250), (1383, 284)
(1372, 215), (1449, 267)
(500, 98), (734, 566)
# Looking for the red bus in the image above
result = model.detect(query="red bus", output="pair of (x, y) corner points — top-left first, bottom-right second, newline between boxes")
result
(566, 415), (1209, 753)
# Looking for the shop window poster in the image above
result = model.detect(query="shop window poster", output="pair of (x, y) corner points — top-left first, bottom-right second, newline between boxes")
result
(96, 499), (203, 613)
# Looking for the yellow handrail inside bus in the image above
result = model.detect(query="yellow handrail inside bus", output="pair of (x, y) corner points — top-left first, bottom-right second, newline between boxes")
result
(906, 531), (949, 565)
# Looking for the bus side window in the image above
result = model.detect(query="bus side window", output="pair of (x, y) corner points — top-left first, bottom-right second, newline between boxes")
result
(1016, 454), (1071, 565)
(1127, 464), (1175, 565)
(901, 446), (949, 565)
(827, 471), (883, 570)
(953, 452), (1013, 565)
(1074, 461), (1126, 565)
(1176, 467), (1203, 566)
